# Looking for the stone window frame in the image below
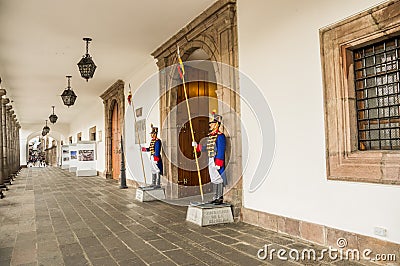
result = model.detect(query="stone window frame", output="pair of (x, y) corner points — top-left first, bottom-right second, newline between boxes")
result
(320, 0), (400, 185)
(89, 126), (96, 141)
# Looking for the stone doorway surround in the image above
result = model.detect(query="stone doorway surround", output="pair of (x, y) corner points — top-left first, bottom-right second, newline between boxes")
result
(100, 80), (125, 179)
(151, 0), (242, 217)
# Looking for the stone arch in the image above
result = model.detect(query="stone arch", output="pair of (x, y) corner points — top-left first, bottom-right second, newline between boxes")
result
(152, 0), (241, 217)
(26, 131), (60, 166)
(100, 80), (125, 179)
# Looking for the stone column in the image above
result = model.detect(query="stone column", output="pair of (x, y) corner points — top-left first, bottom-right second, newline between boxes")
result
(2, 99), (10, 180)
(0, 90), (5, 189)
(6, 106), (12, 177)
(16, 122), (20, 170)
(11, 115), (16, 174)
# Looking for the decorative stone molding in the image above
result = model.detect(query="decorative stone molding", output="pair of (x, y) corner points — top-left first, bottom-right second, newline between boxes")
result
(320, 0), (400, 185)
(152, 0), (242, 217)
(100, 80), (125, 179)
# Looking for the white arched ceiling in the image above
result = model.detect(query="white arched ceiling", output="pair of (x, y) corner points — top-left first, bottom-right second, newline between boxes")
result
(26, 131), (63, 144)
(0, 0), (217, 127)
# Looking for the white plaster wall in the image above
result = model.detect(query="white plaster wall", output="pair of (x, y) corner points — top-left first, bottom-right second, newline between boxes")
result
(68, 97), (105, 173)
(238, 0), (400, 244)
(66, 58), (158, 178)
(124, 58), (159, 182)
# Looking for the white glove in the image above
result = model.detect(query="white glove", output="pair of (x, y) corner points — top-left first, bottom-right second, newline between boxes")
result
(192, 141), (197, 147)
(215, 165), (220, 170)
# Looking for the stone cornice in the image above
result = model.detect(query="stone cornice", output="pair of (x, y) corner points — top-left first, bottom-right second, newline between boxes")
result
(99, 80), (125, 100)
(151, 0), (236, 59)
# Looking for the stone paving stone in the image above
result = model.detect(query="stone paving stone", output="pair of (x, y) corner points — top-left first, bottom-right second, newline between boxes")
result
(10, 247), (37, 265)
(83, 244), (110, 260)
(97, 234), (127, 250)
(108, 246), (137, 262)
(37, 240), (60, 257)
(0, 168), (378, 266)
(149, 259), (177, 266)
(134, 243), (168, 264)
(163, 249), (206, 265)
(118, 257), (148, 266)
(148, 238), (180, 252)
(0, 259), (11, 265)
(90, 256), (119, 266)
(62, 253), (90, 266)
(59, 242), (84, 257)
(0, 246), (13, 261)
(209, 234), (239, 245)
(56, 233), (77, 245)
(231, 242), (260, 255)
(37, 253), (64, 266)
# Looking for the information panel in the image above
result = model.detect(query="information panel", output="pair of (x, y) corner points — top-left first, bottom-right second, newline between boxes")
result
(76, 141), (97, 176)
(69, 143), (78, 173)
(61, 145), (70, 170)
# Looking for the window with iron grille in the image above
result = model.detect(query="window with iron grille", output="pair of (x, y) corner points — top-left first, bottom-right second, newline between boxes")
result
(354, 36), (400, 150)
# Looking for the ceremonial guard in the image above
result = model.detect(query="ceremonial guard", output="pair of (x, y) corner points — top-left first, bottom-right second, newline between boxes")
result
(195, 112), (226, 204)
(142, 124), (163, 188)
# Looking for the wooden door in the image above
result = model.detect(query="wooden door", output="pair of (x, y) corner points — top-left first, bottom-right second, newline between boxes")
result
(177, 67), (214, 191)
(111, 103), (121, 180)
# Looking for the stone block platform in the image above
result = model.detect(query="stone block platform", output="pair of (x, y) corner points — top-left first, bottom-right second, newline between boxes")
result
(135, 186), (165, 202)
(186, 203), (234, 226)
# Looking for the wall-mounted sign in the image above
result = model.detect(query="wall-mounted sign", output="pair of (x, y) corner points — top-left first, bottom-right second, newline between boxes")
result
(135, 119), (146, 144)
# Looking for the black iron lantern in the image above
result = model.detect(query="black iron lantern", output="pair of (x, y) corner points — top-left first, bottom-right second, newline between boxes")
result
(42, 120), (50, 135)
(61, 76), (77, 107)
(41, 130), (46, 137)
(49, 106), (58, 124)
(77, 37), (97, 82)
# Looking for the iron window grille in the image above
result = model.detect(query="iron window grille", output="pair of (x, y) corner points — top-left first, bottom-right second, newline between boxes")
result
(354, 36), (400, 150)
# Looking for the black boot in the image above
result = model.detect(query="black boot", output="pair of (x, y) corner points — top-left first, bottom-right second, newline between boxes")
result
(154, 173), (161, 189)
(209, 183), (224, 204)
(150, 174), (156, 188)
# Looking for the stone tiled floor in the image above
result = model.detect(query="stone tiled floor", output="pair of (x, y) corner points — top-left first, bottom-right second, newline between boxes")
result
(0, 167), (382, 266)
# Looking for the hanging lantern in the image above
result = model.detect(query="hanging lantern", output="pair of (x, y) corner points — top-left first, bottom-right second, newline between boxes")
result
(49, 106), (58, 124)
(61, 76), (77, 107)
(42, 120), (50, 135)
(77, 37), (97, 82)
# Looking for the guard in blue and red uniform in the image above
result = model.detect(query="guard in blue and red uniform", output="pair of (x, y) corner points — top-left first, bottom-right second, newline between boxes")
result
(142, 124), (163, 188)
(195, 113), (226, 204)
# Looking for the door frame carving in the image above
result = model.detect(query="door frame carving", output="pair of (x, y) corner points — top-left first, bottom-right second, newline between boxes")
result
(100, 80), (125, 179)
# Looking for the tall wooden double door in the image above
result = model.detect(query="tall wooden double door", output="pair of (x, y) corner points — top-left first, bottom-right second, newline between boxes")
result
(111, 103), (121, 180)
(176, 68), (217, 196)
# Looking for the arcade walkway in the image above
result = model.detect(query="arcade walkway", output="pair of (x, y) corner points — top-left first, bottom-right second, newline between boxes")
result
(0, 168), (373, 266)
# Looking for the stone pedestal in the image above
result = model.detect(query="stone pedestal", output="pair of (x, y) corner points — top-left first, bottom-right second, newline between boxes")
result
(186, 203), (234, 226)
(135, 187), (165, 202)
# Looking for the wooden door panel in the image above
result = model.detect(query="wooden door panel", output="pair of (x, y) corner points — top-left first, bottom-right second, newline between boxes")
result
(177, 80), (211, 187)
(111, 104), (120, 180)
